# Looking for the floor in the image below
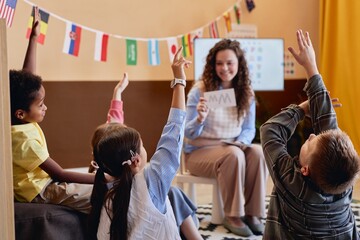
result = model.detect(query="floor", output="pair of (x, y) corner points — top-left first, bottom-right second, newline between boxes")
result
(182, 178), (360, 205)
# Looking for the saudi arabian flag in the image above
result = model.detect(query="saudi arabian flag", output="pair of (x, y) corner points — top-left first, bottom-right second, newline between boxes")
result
(126, 39), (137, 65)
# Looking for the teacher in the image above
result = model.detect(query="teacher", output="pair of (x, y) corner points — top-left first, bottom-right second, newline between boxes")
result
(184, 39), (268, 237)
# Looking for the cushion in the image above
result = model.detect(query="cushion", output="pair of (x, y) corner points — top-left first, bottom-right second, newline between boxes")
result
(15, 202), (87, 240)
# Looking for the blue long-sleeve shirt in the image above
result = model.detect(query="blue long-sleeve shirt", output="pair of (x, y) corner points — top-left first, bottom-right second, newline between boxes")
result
(184, 86), (255, 153)
(144, 108), (186, 213)
(106, 102), (186, 214)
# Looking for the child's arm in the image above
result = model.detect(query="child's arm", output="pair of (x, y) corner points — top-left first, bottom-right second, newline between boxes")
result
(40, 157), (95, 183)
(107, 72), (129, 123)
(170, 46), (190, 110)
(23, 6), (40, 73)
(289, 30), (338, 133)
(145, 46), (190, 211)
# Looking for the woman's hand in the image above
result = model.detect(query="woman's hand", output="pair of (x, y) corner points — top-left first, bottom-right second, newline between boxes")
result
(196, 97), (209, 123)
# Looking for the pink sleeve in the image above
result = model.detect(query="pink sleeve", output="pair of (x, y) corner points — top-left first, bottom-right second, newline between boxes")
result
(106, 100), (124, 124)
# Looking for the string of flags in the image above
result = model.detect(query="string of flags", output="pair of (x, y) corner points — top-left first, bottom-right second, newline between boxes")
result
(1, 0), (257, 66)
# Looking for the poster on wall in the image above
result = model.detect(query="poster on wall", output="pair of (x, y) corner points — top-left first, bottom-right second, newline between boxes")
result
(226, 23), (258, 38)
(194, 38), (284, 91)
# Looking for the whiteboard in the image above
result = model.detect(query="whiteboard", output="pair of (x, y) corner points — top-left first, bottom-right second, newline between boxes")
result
(193, 38), (284, 91)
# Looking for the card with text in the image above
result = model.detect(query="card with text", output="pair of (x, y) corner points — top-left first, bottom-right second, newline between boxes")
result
(204, 88), (236, 108)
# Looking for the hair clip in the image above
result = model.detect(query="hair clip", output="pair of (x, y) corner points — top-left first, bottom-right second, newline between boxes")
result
(122, 150), (139, 166)
(122, 160), (132, 166)
(90, 160), (99, 170)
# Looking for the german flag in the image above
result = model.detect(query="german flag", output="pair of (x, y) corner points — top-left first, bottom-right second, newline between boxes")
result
(26, 8), (49, 45)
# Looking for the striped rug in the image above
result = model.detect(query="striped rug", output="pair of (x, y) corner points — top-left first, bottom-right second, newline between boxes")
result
(196, 196), (360, 240)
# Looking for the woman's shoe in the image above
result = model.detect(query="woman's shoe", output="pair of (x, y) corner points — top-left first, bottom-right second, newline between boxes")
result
(223, 218), (253, 237)
(243, 216), (265, 235)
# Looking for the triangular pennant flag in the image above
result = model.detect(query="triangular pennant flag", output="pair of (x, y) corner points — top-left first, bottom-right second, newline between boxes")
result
(234, 4), (241, 24)
(246, 0), (255, 12)
(26, 7), (50, 45)
(94, 32), (109, 62)
(0, 0), (18, 28)
(223, 12), (232, 33)
(167, 37), (178, 62)
(209, 21), (219, 38)
(192, 28), (203, 40)
(148, 39), (160, 66)
(63, 22), (82, 57)
(126, 39), (137, 65)
(181, 33), (192, 57)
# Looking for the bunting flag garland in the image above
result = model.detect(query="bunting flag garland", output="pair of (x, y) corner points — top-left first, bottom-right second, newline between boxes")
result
(22, 0), (242, 65)
(209, 21), (219, 38)
(26, 8), (49, 45)
(126, 39), (137, 65)
(223, 12), (232, 33)
(246, 0), (255, 12)
(148, 39), (160, 66)
(234, 4), (241, 24)
(94, 32), (109, 62)
(167, 37), (178, 62)
(63, 22), (82, 56)
(181, 33), (192, 57)
(0, 0), (17, 27)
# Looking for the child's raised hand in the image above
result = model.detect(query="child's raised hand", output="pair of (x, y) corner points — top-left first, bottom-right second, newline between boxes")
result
(31, 6), (41, 38)
(288, 29), (319, 78)
(171, 46), (192, 80)
(113, 72), (129, 101)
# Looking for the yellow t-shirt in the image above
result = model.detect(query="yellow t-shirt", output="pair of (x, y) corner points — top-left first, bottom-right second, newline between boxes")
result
(12, 122), (51, 202)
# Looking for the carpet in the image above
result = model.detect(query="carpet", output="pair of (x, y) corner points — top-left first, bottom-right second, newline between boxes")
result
(196, 196), (360, 240)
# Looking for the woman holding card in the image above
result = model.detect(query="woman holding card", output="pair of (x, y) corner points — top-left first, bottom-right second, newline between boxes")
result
(184, 39), (268, 237)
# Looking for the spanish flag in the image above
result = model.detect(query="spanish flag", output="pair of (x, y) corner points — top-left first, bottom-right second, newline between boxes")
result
(26, 8), (49, 45)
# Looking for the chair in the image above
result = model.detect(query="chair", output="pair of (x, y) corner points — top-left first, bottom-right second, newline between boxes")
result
(174, 152), (224, 224)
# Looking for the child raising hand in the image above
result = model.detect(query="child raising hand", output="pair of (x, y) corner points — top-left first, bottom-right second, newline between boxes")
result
(89, 47), (195, 239)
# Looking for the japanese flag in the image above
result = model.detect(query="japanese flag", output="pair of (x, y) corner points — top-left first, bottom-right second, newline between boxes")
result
(167, 37), (178, 62)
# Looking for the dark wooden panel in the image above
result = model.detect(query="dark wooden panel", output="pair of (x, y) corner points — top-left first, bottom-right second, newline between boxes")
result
(41, 80), (306, 168)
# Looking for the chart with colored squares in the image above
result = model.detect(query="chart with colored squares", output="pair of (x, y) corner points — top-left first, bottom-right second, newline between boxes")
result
(194, 38), (284, 91)
(284, 52), (296, 77)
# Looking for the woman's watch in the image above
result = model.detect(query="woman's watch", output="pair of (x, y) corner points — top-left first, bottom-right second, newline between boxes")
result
(170, 78), (186, 88)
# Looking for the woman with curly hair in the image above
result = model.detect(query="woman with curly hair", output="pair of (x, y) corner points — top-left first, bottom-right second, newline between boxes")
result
(184, 39), (268, 237)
